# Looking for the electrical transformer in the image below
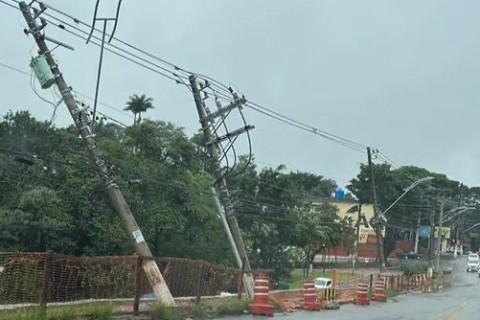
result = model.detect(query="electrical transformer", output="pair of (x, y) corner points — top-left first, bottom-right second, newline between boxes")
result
(30, 54), (55, 89)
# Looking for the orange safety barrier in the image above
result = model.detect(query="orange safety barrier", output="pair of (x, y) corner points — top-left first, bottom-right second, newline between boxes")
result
(300, 279), (321, 311)
(249, 274), (274, 316)
(372, 276), (386, 302)
(354, 280), (370, 305)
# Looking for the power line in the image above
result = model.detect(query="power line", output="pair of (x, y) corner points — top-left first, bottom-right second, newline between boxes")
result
(2, 0), (370, 153)
(0, 0), (462, 189)
(0, 61), (30, 75)
(376, 151), (449, 192)
(0, 59), (132, 126)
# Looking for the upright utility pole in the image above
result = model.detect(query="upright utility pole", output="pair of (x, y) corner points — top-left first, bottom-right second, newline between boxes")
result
(414, 213), (421, 254)
(454, 187), (462, 259)
(459, 217), (464, 255)
(435, 198), (444, 272)
(189, 75), (254, 298)
(367, 147), (386, 271)
(428, 199), (435, 264)
(19, 2), (175, 305)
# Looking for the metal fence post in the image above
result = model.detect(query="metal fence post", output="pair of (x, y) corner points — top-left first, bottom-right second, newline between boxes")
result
(133, 254), (142, 316)
(41, 250), (54, 318)
(369, 274), (373, 296)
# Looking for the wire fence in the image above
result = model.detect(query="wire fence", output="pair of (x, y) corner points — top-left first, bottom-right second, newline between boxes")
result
(0, 251), (245, 312)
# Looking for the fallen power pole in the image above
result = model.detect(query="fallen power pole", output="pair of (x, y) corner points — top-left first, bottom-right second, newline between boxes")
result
(367, 147), (386, 271)
(189, 75), (254, 298)
(19, 1), (175, 305)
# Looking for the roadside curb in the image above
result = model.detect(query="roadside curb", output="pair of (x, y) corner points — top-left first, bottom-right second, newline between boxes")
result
(338, 299), (354, 305)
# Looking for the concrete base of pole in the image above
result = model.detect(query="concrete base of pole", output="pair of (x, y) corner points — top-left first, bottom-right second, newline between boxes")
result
(143, 259), (176, 306)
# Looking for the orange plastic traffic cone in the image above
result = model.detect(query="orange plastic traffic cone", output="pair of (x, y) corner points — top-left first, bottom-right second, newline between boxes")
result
(354, 280), (370, 305)
(249, 274), (274, 316)
(300, 279), (321, 311)
(372, 276), (387, 302)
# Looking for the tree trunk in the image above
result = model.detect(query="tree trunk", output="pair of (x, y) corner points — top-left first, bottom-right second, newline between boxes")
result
(303, 245), (310, 277)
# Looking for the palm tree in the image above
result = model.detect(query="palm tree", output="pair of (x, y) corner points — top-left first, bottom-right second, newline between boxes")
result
(124, 94), (154, 126)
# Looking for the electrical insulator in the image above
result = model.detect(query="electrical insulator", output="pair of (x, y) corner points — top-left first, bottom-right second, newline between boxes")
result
(30, 54), (55, 89)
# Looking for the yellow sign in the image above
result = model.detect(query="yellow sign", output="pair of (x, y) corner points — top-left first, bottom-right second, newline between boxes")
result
(309, 201), (385, 244)
(434, 227), (451, 239)
(359, 229), (377, 244)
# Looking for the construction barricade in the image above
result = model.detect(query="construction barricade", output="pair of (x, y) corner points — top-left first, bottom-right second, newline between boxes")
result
(317, 288), (340, 309)
(371, 276), (386, 302)
(354, 279), (370, 305)
(249, 274), (274, 316)
(300, 279), (321, 311)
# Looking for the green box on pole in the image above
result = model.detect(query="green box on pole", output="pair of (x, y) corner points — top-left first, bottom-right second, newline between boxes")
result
(30, 54), (55, 89)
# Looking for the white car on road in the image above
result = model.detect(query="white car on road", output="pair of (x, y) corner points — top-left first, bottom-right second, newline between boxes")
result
(467, 254), (479, 272)
(314, 277), (333, 289)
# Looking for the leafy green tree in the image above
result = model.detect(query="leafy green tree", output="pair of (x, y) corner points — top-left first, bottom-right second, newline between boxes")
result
(291, 205), (332, 275)
(0, 187), (73, 252)
(348, 162), (463, 256)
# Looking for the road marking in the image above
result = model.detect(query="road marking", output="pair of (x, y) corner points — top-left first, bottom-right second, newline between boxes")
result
(437, 303), (468, 320)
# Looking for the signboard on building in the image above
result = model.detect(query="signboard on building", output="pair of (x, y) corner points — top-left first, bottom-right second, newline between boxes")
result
(419, 226), (430, 238)
(329, 201), (383, 244)
(434, 227), (451, 239)
(359, 229), (377, 244)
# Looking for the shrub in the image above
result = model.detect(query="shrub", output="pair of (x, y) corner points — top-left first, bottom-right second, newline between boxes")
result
(400, 261), (429, 276)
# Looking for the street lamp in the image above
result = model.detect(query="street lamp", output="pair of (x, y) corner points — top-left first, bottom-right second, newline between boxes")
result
(382, 176), (435, 216)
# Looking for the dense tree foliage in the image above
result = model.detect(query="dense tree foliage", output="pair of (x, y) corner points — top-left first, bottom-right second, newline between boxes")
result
(348, 162), (480, 255)
(2, 106), (480, 280)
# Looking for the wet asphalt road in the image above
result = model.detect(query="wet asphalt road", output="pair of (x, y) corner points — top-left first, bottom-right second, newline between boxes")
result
(296, 257), (479, 320)
(235, 256), (480, 320)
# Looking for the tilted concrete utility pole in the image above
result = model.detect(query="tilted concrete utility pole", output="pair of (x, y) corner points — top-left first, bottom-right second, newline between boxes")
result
(19, 1), (175, 306)
(414, 213), (421, 254)
(367, 147), (386, 271)
(352, 204), (362, 274)
(189, 75), (254, 298)
(211, 187), (242, 266)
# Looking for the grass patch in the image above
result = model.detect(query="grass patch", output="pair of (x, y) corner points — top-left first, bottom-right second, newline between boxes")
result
(0, 302), (115, 320)
(287, 269), (354, 289)
(385, 289), (401, 298)
(150, 298), (249, 320)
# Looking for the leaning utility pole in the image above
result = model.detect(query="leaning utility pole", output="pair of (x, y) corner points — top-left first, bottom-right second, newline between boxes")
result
(19, 1), (175, 305)
(367, 147), (386, 271)
(414, 213), (421, 254)
(211, 187), (242, 266)
(189, 75), (254, 298)
(435, 198), (444, 272)
(352, 204), (362, 274)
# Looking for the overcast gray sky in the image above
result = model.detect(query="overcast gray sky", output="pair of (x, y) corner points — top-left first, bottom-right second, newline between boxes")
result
(1, 0), (480, 188)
